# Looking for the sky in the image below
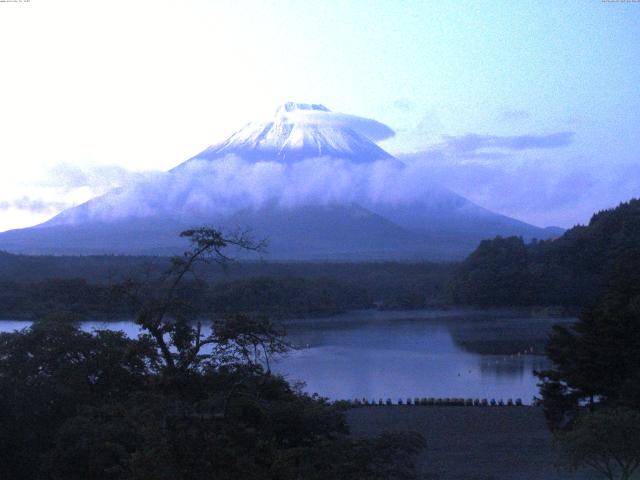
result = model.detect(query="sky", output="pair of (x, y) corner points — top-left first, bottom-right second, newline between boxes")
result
(0, 0), (639, 231)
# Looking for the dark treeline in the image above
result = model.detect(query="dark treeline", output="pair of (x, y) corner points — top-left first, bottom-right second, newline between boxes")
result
(451, 199), (640, 308)
(0, 258), (455, 319)
(0, 278), (369, 320)
(534, 206), (640, 479)
(0, 251), (453, 286)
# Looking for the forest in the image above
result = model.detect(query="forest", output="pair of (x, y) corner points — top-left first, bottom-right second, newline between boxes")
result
(0, 255), (454, 320)
(451, 199), (640, 308)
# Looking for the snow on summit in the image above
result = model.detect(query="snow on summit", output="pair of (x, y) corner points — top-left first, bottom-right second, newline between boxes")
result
(175, 103), (395, 167)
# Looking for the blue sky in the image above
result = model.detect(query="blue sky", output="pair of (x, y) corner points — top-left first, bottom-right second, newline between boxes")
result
(0, 0), (638, 230)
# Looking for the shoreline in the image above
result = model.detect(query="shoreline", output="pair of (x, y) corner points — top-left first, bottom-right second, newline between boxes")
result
(0, 305), (578, 323)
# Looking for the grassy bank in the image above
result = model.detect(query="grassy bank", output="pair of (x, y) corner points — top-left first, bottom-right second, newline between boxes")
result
(347, 406), (594, 480)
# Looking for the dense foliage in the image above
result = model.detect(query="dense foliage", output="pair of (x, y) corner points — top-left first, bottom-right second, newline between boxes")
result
(0, 229), (425, 479)
(535, 207), (640, 478)
(537, 248), (640, 427)
(452, 199), (640, 307)
(0, 321), (424, 480)
(556, 407), (640, 480)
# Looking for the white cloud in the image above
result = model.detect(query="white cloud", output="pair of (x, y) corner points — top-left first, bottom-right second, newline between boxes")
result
(0, 163), (158, 232)
(399, 150), (640, 228)
(45, 163), (153, 192)
(51, 156), (453, 225)
(285, 111), (395, 142)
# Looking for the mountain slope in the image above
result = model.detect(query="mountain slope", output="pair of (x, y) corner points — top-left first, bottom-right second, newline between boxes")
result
(0, 204), (457, 259)
(0, 103), (560, 260)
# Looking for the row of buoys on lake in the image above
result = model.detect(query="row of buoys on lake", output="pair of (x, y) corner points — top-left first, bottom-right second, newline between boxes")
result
(341, 397), (524, 407)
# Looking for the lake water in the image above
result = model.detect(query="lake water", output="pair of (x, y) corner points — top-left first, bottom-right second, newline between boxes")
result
(0, 309), (573, 405)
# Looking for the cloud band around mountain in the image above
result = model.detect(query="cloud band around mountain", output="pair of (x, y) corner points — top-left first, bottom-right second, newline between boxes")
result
(275, 109), (395, 142)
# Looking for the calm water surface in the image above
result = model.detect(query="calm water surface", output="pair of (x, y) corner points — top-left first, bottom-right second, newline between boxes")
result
(0, 309), (574, 405)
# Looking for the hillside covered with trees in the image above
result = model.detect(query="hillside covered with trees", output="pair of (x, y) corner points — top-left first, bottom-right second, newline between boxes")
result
(535, 206), (640, 479)
(451, 199), (640, 308)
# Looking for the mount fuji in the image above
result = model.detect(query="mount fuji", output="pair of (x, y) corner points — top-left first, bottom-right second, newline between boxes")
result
(0, 103), (561, 259)
(175, 102), (396, 165)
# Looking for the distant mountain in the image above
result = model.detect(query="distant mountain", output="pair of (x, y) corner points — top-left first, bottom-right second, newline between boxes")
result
(0, 103), (561, 259)
(0, 204), (477, 260)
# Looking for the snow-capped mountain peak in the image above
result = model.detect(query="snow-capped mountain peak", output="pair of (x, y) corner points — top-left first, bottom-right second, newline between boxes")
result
(175, 103), (394, 167)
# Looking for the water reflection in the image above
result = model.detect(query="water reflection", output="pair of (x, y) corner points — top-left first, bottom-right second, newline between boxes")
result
(275, 310), (574, 404)
(0, 310), (573, 404)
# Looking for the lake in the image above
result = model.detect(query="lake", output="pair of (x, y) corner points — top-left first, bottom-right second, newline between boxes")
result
(0, 309), (573, 405)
